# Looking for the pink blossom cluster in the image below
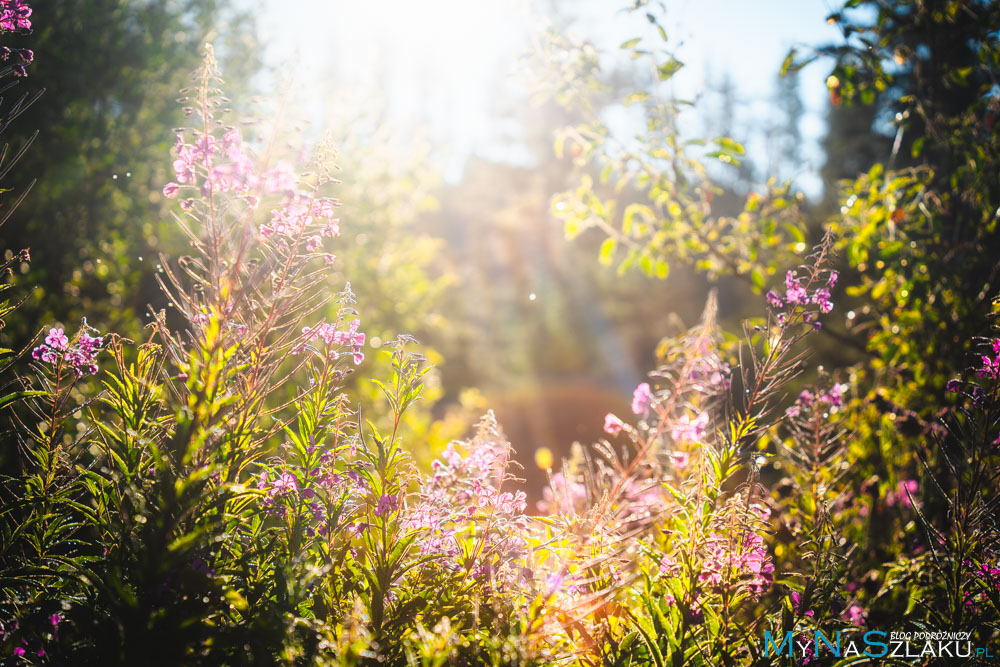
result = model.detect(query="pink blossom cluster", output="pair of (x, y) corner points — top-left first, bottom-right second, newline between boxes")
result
(164, 129), (341, 262)
(0, 45), (32, 77)
(670, 410), (709, 444)
(603, 413), (625, 435)
(256, 470), (302, 519)
(631, 382), (652, 415)
(658, 531), (774, 600)
(766, 269), (837, 315)
(947, 340), (1000, 444)
(259, 471), (298, 496)
(0, 0), (30, 32)
(424, 440), (527, 525)
(700, 532), (774, 598)
(403, 499), (462, 558)
(31, 327), (103, 378)
(164, 130), (296, 203)
(374, 493), (401, 517)
(785, 382), (848, 418)
(975, 339), (1000, 379)
(844, 604), (866, 625)
(467, 479), (527, 517)
(260, 193), (340, 247)
(790, 591), (815, 618)
(735, 533), (776, 597)
(3, 612), (56, 659)
(413, 417), (528, 572)
(687, 349), (732, 393)
(297, 319), (365, 364)
(884, 479), (918, 509)
(962, 560), (1000, 609)
(256, 455), (369, 537)
(431, 428), (509, 487)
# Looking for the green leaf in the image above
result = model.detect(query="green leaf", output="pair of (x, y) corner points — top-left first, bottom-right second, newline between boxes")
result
(715, 136), (745, 155)
(780, 49), (797, 76)
(0, 390), (47, 411)
(654, 258), (669, 279)
(599, 237), (617, 266)
(624, 91), (651, 106)
(787, 224), (805, 244)
(657, 58), (684, 81)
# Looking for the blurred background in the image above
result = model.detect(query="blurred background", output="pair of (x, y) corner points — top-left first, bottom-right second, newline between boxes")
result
(0, 0), (887, 498)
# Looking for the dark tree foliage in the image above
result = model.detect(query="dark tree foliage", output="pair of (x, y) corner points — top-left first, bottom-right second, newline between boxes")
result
(0, 0), (257, 344)
(805, 0), (1000, 413)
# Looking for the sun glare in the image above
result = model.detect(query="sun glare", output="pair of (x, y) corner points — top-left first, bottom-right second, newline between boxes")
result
(263, 0), (531, 169)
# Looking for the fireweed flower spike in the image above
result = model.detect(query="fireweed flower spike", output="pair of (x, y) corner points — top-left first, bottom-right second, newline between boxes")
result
(31, 326), (104, 377)
(767, 267), (838, 314)
(297, 319), (366, 364)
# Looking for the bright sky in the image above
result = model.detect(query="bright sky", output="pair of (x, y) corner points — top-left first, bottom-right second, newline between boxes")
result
(259, 0), (844, 193)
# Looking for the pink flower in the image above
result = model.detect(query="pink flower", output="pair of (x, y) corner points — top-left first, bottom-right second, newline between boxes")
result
(785, 284), (809, 305)
(271, 473), (298, 495)
(887, 479), (918, 509)
(845, 604), (865, 625)
(784, 270), (810, 305)
(811, 287), (834, 313)
(790, 591), (814, 617)
(163, 182), (180, 198)
(631, 382), (652, 415)
(671, 450), (690, 469)
(603, 413), (624, 435)
(375, 493), (399, 517)
(978, 354), (1000, 379)
(819, 382), (848, 407)
(297, 319), (366, 364)
(670, 411), (708, 444)
(659, 554), (681, 577)
(173, 157), (195, 184)
(766, 290), (783, 308)
(45, 327), (69, 349)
